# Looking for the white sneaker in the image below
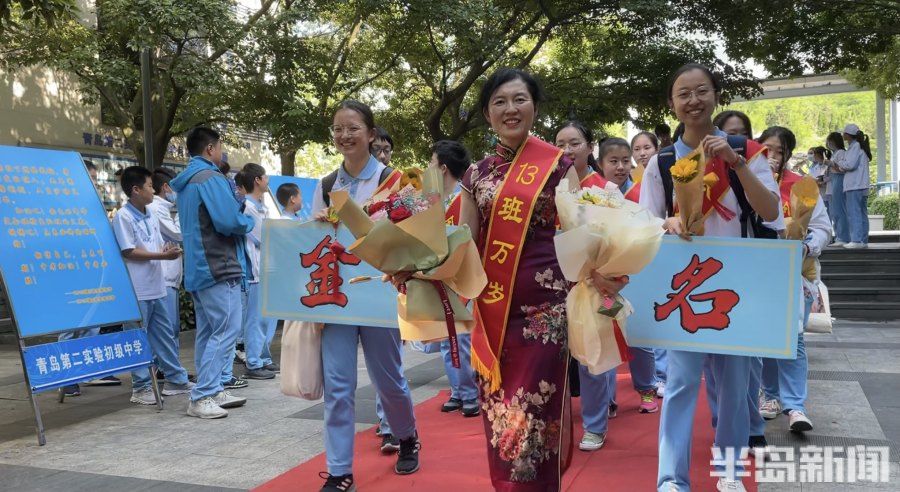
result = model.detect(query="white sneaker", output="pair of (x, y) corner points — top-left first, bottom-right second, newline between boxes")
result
(831, 241), (846, 247)
(579, 431), (606, 451)
(187, 397), (228, 419)
(843, 242), (866, 249)
(235, 348), (247, 363)
(213, 390), (247, 409)
(655, 381), (666, 398)
(129, 388), (159, 405)
(161, 381), (196, 396)
(759, 398), (781, 420)
(716, 478), (747, 491)
(788, 410), (813, 432)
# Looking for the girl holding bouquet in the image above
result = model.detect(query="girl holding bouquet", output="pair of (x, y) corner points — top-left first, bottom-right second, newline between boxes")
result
(757, 126), (831, 433)
(640, 63), (781, 492)
(458, 69), (626, 491)
(562, 136), (662, 453)
(312, 100), (420, 492)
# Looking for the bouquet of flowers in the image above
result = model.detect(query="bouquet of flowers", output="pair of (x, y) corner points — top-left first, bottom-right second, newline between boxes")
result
(555, 180), (665, 375)
(331, 167), (487, 348)
(784, 176), (820, 280)
(670, 147), (708, 236)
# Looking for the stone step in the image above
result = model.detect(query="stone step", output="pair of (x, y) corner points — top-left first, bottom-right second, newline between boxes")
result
(831, 301), (900, 321)
(820, 272), (900, 288)
(828, 287), (900, 303)
(819, 259), (900, 274)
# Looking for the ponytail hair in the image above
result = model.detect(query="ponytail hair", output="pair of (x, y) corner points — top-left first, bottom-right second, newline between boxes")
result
(556, 120), (599, 172)
(853, 131), (873, 160)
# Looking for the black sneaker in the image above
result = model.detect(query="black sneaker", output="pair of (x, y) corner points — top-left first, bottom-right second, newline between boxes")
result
(319, 472), (355, 492)
(224, 377), (248, 389)
(263, 362), (280, 373)
(748, 435), (770, 460)
(155, 369), (166, 380)
(374, 420), (383, 436)
(380, 433), (400, 453)
(62, 384), (81, 397)
(394, 434), (420, 475)
(441, 397), (462, 412)
(244, 368), (276, 380)
(461, 399), (480, 417)
(188, 374), (197, 383)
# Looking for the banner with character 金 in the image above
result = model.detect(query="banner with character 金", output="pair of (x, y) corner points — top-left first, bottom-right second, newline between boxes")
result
(621, 235), (803, 359)
(260, 219), (399, 328)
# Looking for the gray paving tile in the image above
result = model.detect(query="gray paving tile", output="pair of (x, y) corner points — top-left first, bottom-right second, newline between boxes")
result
(0, 463), (243, 492)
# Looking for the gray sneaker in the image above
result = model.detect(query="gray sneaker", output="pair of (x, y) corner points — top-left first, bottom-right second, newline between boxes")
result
(129, 388), (159, 405)
(579, 431), (606, 451)
(213, 390), (247, 409)
(243, 368), (276, 380)
(162, 381), (196, 396)
(187, 397), (228, 419)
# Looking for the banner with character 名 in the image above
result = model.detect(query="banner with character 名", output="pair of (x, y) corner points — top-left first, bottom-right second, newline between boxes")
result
(621, 235), (804, 359)
(260, 219), (400, 328)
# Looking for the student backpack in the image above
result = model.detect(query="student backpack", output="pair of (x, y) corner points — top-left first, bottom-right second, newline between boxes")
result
(321, 165), (395, 207)
(656, 135), (778, 239)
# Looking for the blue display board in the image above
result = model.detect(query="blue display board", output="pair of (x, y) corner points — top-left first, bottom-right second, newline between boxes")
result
(22, 330), (153, 392)
(621, 235), (803, 358)
(267, 176), (319, 221)
(0, 145), (141, 337)
(261, 220), (399, 328)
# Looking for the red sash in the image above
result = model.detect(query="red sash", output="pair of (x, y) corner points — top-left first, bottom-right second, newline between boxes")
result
(580, 172), (608, 189)
(373, 168), (402, 196)
(470, 136), (562, 391)
(445, 193), (461, 226)
(779, 170), (802, 218)
(624, 181), (641, 203)
(700, 139), (767, 221)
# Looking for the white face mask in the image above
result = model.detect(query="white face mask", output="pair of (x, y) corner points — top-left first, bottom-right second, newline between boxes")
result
(807, 154), (815, 162)
(165, 190), (177, 203)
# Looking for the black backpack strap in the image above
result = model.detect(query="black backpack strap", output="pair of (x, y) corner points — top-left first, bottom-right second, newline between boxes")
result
(321, 170), (338, 207)
(656, 145), (677, 218)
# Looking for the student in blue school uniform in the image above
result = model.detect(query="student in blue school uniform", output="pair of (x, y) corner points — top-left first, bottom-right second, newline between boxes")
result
(234, 163), (279, 380)
(111, 166), (193, 405)
(311, 100), (419, 492)
(146, 167), (197, 386)
(426, 139), (480, 418)
(836, 124), (872, 249)
(756, 126), (832, 434)
(170, 127), (256, 419)
(640, 63), (782, 492)
(275, 183), (303, 220)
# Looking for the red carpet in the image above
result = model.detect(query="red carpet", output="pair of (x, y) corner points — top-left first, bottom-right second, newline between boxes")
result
(257, 367), (758, 491)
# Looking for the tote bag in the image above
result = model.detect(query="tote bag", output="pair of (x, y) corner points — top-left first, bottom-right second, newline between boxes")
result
(280, 320), (324, 400)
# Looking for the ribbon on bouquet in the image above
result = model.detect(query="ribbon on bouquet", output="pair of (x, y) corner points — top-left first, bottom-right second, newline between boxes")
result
(399, 279), (459, 368)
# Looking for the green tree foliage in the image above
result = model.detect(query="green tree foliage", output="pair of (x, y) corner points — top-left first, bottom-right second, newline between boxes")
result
(1, 0), (276, 168)
(0, 0), (75, 31)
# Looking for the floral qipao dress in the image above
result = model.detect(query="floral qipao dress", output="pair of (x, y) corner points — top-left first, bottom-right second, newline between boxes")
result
(461, 142), (574, 492)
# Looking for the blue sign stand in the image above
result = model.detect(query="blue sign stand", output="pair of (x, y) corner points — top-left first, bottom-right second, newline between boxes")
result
(0, 145), (158, 445)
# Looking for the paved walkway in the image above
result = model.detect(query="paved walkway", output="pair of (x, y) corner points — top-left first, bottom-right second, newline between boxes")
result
(0, 321), (898, 491)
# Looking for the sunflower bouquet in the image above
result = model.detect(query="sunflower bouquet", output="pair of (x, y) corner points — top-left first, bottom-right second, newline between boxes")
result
(670, 147), (707, 236)
(784, 176), (820, 279)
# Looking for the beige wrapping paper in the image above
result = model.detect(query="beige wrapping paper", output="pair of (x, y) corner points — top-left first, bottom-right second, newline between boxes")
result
(330, 168), (487, 341)
(784, 176), (819, 280)
(671, 148), (707, 237)
(554, 179), (664, 373)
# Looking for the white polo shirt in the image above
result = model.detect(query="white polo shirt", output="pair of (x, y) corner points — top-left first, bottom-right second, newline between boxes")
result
(112, 202), (167, 301)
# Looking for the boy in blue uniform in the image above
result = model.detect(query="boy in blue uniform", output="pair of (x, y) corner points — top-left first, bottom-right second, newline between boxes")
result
(112, 166), (191, 404)
(170, 127), (255, 419)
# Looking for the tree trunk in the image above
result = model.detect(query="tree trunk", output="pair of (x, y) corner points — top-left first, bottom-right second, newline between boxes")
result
(280, 150), (297, 176)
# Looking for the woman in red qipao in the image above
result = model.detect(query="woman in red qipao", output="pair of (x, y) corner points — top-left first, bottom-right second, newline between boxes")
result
(457, 69), (627, 491)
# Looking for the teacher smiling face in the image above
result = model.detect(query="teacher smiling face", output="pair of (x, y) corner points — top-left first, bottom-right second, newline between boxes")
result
(480, 69), (545, 150)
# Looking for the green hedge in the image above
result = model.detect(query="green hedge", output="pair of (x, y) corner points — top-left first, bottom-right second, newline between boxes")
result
(868, 193), (899, 231)
(179, 287), (196, 332)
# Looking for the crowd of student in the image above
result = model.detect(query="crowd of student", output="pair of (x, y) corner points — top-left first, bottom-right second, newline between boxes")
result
(59, 61), (876, 492)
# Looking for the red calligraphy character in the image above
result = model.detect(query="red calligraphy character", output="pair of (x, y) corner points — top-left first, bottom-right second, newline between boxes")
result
(654, 254), (740, 333)
(299, 235), (361, 308)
